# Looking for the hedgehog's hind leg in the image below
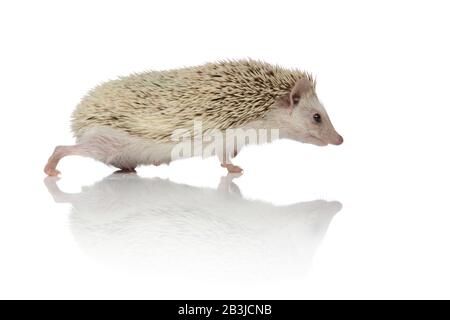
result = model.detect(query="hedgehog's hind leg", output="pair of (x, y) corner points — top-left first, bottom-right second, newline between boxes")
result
(44, 145), (87, 176)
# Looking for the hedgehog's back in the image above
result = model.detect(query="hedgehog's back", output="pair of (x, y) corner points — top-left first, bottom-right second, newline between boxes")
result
(71, 60), (312, 142)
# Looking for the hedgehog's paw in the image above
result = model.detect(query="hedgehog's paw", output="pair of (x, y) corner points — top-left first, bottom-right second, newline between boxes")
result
(114, 168), (137, 174)
(221, 163), (243, 174)
(44, 164), (61, 177)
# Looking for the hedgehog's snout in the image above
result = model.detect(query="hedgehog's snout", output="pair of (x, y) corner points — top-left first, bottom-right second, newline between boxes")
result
(331, 134), (344, 145)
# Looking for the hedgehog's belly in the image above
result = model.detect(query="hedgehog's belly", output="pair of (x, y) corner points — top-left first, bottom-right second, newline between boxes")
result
(77, 126), (175, 169)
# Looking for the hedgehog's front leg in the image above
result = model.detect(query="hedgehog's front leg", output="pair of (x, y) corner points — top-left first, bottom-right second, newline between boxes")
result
(218, 152), (243, 174)
(221, 163), (243, 174)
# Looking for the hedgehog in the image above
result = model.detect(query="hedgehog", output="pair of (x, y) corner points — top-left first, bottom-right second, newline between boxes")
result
(44, 59), (343, 176)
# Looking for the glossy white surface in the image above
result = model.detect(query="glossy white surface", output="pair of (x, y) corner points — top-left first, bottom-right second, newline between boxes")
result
(1, 0), (449, 299)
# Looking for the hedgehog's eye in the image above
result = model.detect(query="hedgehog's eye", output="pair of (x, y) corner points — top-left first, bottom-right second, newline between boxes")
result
(313, 113), (321, 123)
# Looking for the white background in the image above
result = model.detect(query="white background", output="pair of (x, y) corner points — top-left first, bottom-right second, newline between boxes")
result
(1, 0), (449, 299)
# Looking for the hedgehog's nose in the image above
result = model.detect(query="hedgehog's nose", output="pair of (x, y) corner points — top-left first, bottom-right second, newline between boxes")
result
(333, 135), (344, 145)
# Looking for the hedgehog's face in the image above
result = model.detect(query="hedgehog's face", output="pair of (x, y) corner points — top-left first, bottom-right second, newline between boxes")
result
(282, 78), (343, 146)
(293, 94), (343, 146)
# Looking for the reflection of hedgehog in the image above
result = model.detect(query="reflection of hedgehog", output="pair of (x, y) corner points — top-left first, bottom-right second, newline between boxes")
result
(45, 60), (343, 176)
(44, 174), (342, 280)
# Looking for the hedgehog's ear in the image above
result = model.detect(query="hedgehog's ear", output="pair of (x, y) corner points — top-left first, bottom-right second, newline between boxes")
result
(290, 78), (313, 107)
(279, 78), (314, 111)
